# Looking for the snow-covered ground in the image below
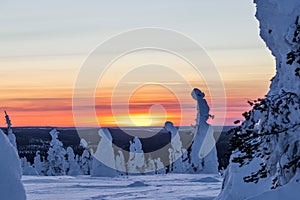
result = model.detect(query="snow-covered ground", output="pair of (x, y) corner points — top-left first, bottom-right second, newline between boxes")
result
(23, 174), (222, 200)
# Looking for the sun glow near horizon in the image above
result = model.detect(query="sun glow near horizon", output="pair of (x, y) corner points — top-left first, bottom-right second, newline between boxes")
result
(0, 1), (275, 127)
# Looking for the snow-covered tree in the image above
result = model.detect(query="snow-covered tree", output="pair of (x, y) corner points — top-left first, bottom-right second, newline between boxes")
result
(0, 129), (26, 200)
(146, 157), (156, 174)
(218, 1), (300, 199)
(20, 157), (38, 175)
(46, 129), (67, 176)
(91, 128), (117, 177)
(7, 128), (17, 149)
(66, 146), (83, 176)
(33, 151), (47, 175)
(4, 111), (17, 149)
(165, 121), (185, 173)
(189, 88), (218, 173)
(127, 136), (147, 174)
(155, 158), (166, 174)
(80, 149), (92, 175)
(115, 150), (126, 175)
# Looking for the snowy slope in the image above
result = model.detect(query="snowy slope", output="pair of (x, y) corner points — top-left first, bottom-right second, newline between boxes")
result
(248, 172), (300, 200)
(0, 130), (26, 200)
(23, 174), (222, 200)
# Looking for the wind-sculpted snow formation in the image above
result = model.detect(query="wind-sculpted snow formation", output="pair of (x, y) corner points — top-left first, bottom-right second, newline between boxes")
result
(217, 0), (300, 199)
(0, 129), (26, 200)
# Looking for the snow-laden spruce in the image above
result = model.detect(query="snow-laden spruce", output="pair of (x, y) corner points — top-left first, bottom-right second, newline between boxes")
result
(218, 0), (300, 199)
(0, 129), (26, 200)
(80, 149), (92, 175)
(29, 128), (88, 176)
(127, 136), (147, 174)
(66, 147), (83, 176)
(91, 88), (218, 176)
(165, 121), (186, 173)
(189, 88), (218, 174)
(91, 128), (118, 177)
(46, 129), (68, 176)
(20, 157), (38, 175)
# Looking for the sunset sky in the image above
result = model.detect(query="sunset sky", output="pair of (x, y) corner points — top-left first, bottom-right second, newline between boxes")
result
(0, 0), (275, 127)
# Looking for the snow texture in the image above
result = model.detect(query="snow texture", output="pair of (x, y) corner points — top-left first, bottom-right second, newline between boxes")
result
(0, 129), (26, 200)
(248, 172), (300, 200)
(23, 174), (222, 200)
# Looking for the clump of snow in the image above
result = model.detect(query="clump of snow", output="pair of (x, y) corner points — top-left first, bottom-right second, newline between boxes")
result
(0, 129), (26, 200)
(127, 180), (149, 187)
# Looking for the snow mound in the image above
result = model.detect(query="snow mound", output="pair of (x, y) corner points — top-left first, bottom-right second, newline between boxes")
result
(127, 181), (149, 187)
(197, 177), (220, 183)
(0, 129), (26, 200)
(248, 172), (300, 200)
